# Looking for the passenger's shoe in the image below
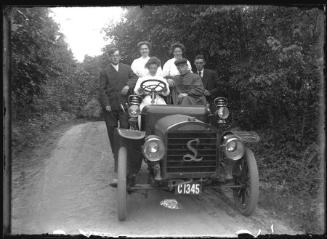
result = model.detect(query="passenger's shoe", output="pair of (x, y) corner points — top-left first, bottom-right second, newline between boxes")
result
(109, 178), (118, 188)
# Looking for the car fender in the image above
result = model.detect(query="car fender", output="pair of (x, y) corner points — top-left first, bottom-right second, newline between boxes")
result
(116, 128), (146, 140)
(223, 130), (260, 143)
(114, 129), (145, 176)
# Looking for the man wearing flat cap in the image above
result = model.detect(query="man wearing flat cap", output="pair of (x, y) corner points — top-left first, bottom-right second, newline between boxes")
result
(170, 58), (207, 106)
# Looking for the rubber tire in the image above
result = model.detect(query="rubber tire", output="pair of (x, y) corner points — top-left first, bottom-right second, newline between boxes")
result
(233, 148), (259, 216)
(117, 146), (127, 221)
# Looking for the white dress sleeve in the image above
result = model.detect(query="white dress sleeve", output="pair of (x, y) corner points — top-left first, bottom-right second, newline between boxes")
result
(131, 59), (138, 75)
(187, 60), (193, 73)
(134, 77), (144, 95)
(157, 66), (163, 77)
(162, 78), (170, 96)
(162, 59), (171, 77)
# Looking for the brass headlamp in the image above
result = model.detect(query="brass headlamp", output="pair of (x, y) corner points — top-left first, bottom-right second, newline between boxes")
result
(214, 97), (230, 123)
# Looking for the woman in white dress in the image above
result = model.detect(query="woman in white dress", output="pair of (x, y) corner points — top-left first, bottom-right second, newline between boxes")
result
(162, 42), (192, 79)
(131, 41), (163, 77)
(162, 42), (192, 103)
(134, 57), (170, 129)
(134, 57), (170, 112)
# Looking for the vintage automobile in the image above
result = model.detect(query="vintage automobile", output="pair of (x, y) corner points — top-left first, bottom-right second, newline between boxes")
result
(113, 79), (260, 221)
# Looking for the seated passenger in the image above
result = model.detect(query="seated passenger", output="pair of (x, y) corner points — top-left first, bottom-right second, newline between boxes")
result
(134, 56), (170, 112)
(170, 58), (207, 106)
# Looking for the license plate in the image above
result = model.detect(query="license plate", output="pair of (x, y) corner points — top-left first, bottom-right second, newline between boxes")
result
(175, 183), (201, 195)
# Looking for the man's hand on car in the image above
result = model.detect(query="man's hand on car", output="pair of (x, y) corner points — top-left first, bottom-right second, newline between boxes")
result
(121, 85), (130, 95)
(167, 78), (175, 87)
(204, 90), (211, 96)
(138, 88), (145, 95)
(105, 105), (112, 112)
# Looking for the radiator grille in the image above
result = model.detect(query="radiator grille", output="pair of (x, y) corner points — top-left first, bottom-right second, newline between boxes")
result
(166, 132), (217, 173)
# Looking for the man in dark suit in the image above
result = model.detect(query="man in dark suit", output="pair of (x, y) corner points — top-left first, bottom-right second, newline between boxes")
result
(194, 54), (226, 103)
(99, 47), (137, 162)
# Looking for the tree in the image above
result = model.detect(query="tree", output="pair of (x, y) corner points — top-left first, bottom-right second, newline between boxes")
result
(103, 5), (323, 136)
(11, 7), (78, 119)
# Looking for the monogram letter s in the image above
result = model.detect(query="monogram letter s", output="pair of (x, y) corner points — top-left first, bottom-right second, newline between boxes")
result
(183, 138), (203, 162)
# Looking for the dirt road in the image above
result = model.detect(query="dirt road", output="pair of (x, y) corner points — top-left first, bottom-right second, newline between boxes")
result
(12, 121), (300, 236)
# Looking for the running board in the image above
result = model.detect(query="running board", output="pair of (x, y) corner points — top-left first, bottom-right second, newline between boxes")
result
(129, 184), (157, 190)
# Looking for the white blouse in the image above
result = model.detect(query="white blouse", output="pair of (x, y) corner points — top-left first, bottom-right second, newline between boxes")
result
(131, 56), (163, 77)
(162, 57), (193, 77)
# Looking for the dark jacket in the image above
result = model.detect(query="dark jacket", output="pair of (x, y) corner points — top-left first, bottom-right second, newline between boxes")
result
(99, 63), (137, 111)
(171, 72), (206, 106)
(198, 68), (227, 100)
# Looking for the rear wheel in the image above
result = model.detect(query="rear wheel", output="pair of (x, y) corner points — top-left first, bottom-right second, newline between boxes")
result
(232, 148), (259, 216)
(117, 146), (127, 221)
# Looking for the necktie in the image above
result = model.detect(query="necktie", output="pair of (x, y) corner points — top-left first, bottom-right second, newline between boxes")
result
(198, 71), (202, 77)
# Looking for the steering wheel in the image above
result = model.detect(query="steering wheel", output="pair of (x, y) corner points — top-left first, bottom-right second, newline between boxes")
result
(140, 79), (167, 94)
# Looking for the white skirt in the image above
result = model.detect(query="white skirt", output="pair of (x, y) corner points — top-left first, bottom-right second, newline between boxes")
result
(139, 95), (167, 111)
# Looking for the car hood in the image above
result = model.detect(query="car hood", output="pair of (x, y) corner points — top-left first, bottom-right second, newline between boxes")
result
(154, 114), (216, 136)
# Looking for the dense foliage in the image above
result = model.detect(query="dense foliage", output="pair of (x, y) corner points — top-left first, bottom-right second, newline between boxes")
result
(10, 7), (100, 152)
(102, 5), (324, 233)
(8, 6), (324, 233)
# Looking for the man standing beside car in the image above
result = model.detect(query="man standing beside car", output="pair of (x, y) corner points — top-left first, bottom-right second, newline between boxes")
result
(194, 54), (226, 103)
(99, 47), (137, 171)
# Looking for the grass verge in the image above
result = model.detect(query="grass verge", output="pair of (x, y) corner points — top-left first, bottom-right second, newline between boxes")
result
(11, 112), (89, 159)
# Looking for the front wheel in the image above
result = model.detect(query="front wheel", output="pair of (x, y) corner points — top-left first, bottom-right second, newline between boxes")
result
(232, 148), (259, 216)
(117, 146), (127, 221)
